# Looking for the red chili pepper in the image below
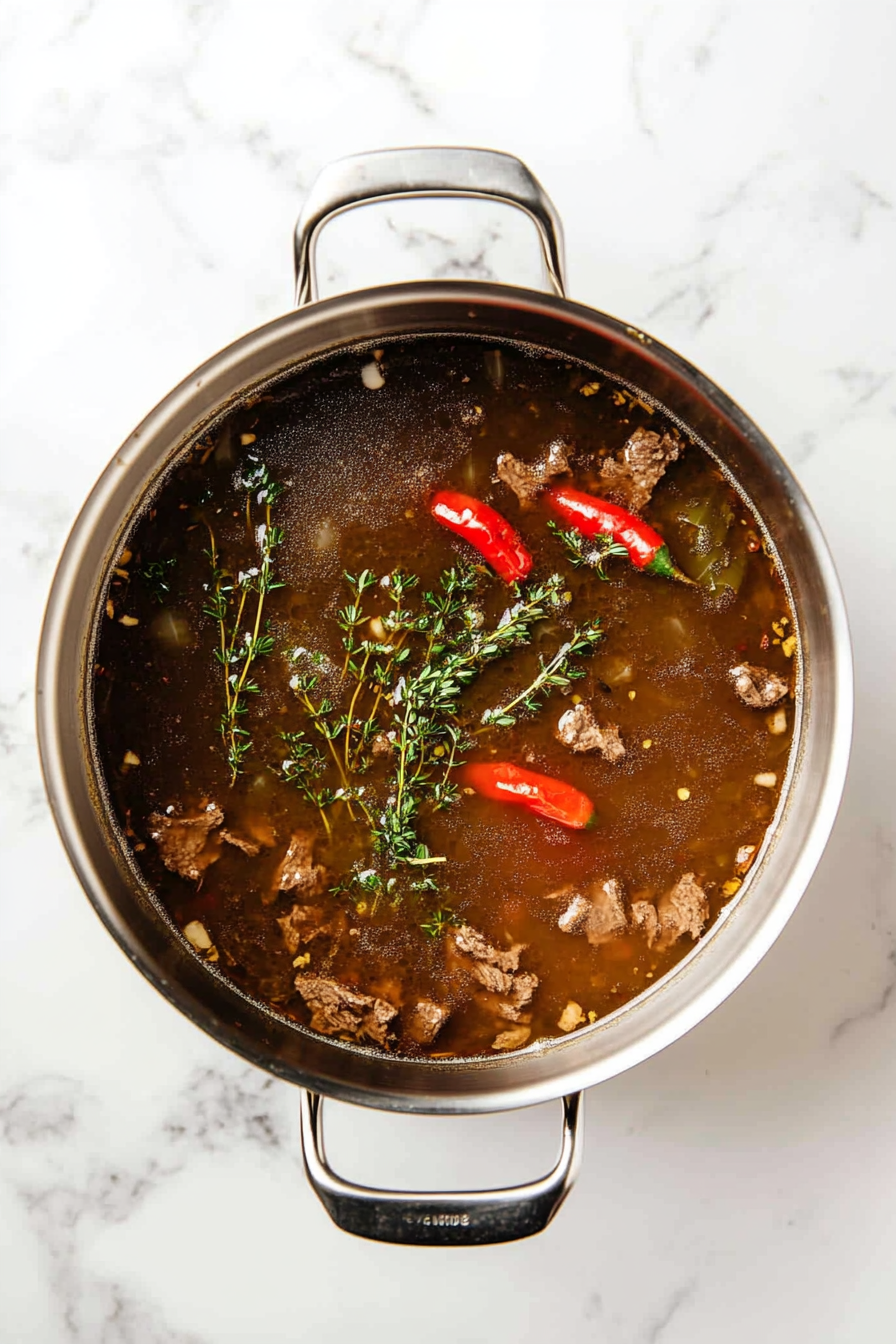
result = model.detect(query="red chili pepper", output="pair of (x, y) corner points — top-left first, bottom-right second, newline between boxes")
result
(431, 490), (532, 584)
(545, 484), (690, 581)
(462, 761), (595, 829)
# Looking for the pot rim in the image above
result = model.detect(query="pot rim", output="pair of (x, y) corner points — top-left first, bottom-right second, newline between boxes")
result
(36, 278), (853, 1113)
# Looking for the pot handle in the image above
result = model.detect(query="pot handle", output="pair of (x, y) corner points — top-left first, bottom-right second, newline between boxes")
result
(299, 1088), (583, 1246)
(294, 146), (567, 306)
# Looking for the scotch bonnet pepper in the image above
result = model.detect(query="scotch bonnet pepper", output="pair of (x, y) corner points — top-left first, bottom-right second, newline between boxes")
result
(462, 761), (595, 830)
(545, 483), (690, 582)
(430, 490), (533, 584)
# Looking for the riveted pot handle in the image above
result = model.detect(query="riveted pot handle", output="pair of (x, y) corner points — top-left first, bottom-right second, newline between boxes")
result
(293, 146), (567, 306)
(299, 1089), (583, 1246)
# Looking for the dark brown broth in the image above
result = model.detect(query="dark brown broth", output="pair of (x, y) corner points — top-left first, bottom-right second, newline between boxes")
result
(93, 338), (796, 1058)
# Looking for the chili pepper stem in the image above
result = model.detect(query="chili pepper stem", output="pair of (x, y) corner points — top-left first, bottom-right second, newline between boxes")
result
(646, 544), (697, 585)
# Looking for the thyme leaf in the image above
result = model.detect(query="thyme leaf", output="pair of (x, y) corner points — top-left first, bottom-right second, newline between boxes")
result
(547, 519), (629, 580)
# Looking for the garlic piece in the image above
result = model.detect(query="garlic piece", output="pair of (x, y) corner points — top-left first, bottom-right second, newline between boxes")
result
(183, 920), (213, 951)
(361, 361), (385, 390)
(557, 1001), (586, 1033)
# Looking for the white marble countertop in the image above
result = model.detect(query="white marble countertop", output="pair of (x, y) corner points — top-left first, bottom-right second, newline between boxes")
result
(2, 1), (895, 1340)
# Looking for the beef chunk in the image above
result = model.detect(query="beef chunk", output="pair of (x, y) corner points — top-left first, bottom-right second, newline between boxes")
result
(630, 899), (659, 948)
(294, 975), (397, 1048)
(497, 971), (539, 1022)
(220, 829), (261, 856)
(148, 803), (223, 881)
(452, 924), (538, 1025)
(555, 704), (625, 762)
(452, 924), (524, 974)
(586, 879), (627, 946)
(656, 873), (708, 949)
(598, 426), (681, 512)
(276, 904), (342, 955)
(496, 439), (571, 507)
(407, 999), (450, 1045)
(557, 879), (626, 946)
(729, 663), (789, 709)
(557, 893), (591, 934)
(371, 731), (394, 757)
(272, 832), (327, 904)
(472, 962), (514, 996)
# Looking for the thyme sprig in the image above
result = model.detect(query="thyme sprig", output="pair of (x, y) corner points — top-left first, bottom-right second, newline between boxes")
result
(281, 566), (596, 883)
(381, 573), (569, 864)
(203, 455), (285, 784)
(548, 519), (629, 580)
(477, 615), (604, 730)
(138, 557), (176, 603)
(420, 906), (461, 939)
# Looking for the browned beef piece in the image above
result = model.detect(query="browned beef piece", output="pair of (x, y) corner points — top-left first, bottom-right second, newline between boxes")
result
(557, 892), (591, 934)
(294, 975), (397, 1048)
(276, 904), (343, 955)
(599, 426), (681, 512)
(497, 971), (539, 1023)
(452, 924), (524, 975)
(371, 732), (394, 757)
(272, 832), (327, 904)
(557, 879), (626, 946)
(585, 879), (627, 946)
(472, 962), (514, 996)
(406, 999), (450, 1045)
(729, 664), (789, 708)
(630, 899), (659, 948)
(656, 873), (708, 949)
(496, 439), (571, 507)
(220, 829), (261, 856)
(148, 803), (223, 881)
(452, 924), (538, 1023)
(555, 704), (625, 762)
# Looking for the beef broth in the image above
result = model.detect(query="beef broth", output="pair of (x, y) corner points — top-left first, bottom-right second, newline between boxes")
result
(92, 338), (797, 1058)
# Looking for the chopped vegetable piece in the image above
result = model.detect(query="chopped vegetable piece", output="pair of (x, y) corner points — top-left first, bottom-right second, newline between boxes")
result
(545, 484), (690, 581)
(768, 708), (788, 735)
(735, 845), (757, 873)
(492, 1025), (531, 1051)
(462, 761), (595, 829)
(430, 490), (533, 583)
(557, 1001), (586, 1032)
(361, 361), (385, 390)
(183, 920), (212, 951)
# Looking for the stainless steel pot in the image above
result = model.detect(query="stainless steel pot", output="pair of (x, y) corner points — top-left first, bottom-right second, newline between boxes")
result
(36, 147), (852, 1246)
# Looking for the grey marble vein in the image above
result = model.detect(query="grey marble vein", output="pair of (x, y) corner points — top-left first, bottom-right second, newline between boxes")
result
(638, 1281), (697, 1343)
(343, 6), (435, 117)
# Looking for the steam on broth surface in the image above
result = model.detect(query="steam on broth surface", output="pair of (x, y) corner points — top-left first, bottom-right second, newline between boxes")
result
(93, 338), (796, 1058)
